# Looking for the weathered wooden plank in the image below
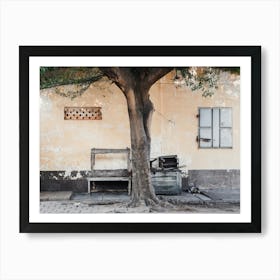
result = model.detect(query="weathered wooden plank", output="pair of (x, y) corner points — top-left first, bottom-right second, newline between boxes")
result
(127, 149), (131, 171)
(91, 148), (130, 154)
(87, 177), (130, 181)
(90, 169), (130, 177)
(91, 153), (95, 170)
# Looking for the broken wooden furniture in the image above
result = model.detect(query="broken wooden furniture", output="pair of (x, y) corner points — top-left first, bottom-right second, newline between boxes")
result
(158, 155), (179, 169)
(152, 171), (182, 195)
(150, 155), (182, 195)
(87, 148), (132, 195)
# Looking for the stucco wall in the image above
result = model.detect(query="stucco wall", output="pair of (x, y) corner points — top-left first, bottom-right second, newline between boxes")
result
(40, 70), (240, 172)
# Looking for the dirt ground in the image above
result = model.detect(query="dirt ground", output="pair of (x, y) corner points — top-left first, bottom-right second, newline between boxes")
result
(40, 191), (240, 214)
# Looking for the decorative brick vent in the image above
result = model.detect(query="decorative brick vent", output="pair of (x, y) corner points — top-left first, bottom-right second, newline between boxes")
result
(64, 107), (102, 120)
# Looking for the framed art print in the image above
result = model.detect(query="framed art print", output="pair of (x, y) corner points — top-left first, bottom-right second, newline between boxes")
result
(19, 46), (261, 233)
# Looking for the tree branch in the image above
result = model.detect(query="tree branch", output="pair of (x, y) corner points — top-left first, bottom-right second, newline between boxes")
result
(99, 67), (134, 93)
(145, 67), (173, 87)
(40, 67), (103, 89)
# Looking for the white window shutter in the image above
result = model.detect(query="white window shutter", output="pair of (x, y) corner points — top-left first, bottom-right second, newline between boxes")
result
(220, 128), (232, 147)
(199, 108), (211, 127)
(220, 108), (233, 147)
(220, 108), (232, 127)
(199, 128), (212, 148)
(212, 108), (220, 148)
(199, 108), (212, 148)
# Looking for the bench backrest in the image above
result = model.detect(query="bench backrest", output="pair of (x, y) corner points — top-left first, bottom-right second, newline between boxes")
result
(91, 148), (131, 171)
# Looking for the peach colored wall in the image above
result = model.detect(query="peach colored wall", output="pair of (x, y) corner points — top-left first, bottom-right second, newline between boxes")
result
(151, 71), (240, 170)
(40, 71), (240, 171)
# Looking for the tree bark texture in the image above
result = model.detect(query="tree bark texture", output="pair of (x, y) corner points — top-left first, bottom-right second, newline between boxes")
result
(100, 67), (172, 206)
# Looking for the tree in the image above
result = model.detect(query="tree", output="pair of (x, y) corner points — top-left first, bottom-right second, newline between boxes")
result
(40, 66), (239, 207)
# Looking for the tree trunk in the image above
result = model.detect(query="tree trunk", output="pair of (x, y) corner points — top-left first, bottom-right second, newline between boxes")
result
(126, 87), (159, 207)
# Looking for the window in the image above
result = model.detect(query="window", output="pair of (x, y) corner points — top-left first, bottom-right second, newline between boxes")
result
(198, 107), (233, 148)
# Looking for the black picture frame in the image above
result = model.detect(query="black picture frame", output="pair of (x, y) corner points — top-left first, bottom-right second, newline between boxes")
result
(19, 46), (261, 233)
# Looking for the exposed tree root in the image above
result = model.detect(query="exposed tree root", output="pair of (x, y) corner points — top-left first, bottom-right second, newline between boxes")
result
(127, 196), (195, 212)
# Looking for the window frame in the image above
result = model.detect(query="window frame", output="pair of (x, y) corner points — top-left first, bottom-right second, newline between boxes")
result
(198, 107), (233, 149)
